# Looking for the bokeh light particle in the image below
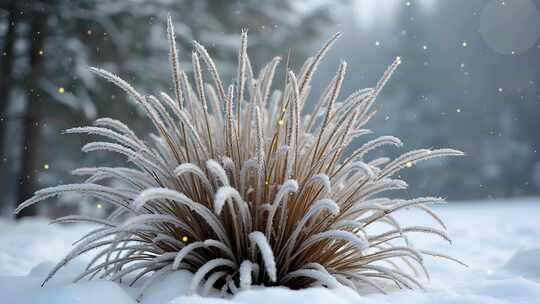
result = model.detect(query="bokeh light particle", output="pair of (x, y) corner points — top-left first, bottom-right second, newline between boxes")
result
(480, 0), (540, 55)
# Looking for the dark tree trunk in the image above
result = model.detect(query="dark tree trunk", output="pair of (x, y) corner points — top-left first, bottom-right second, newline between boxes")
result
(0, 7), (18, 210)
(15, 12), (48, 218)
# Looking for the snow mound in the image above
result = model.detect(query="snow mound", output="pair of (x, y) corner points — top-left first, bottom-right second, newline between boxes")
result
(0, 262), (364, 304)
(140, 270), (194, 303)
(169, 286), (362, 304)
(503, 248), (540, 280)
(0, 275), (135, 304)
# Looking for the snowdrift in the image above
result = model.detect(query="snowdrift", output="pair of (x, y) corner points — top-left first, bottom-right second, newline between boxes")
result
(1, 199), (539, 304)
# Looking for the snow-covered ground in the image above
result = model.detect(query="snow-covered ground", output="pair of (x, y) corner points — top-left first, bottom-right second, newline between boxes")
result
(0, 199), (539, 304)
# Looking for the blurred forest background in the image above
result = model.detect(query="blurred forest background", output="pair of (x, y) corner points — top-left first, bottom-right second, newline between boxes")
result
(0, 0), (539, 218)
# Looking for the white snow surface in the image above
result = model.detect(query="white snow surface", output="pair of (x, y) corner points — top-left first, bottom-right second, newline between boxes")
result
(0, 199), (539, 304)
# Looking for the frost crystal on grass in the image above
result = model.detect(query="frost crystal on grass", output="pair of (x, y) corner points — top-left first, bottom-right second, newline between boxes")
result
(16, 16), (464, 298)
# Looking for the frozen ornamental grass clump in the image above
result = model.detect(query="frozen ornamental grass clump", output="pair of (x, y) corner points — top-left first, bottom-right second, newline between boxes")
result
(15, 16), (464, 299)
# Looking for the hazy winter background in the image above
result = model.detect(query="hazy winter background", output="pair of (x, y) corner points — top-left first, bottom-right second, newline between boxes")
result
(0, 0), (539, 218)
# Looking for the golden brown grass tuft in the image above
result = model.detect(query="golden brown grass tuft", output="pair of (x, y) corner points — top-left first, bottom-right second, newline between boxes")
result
(15, 16), (464, 298)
